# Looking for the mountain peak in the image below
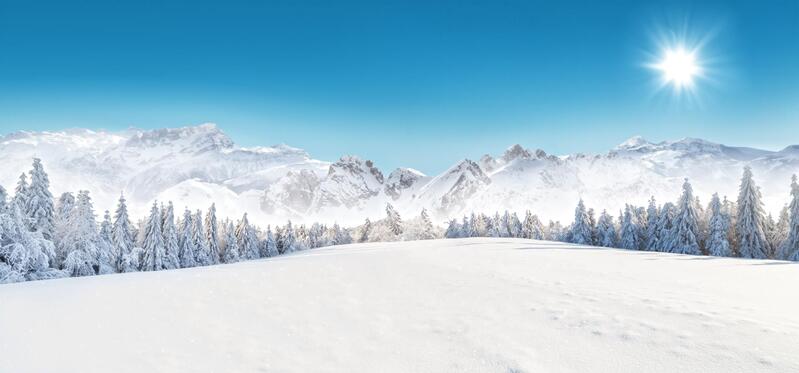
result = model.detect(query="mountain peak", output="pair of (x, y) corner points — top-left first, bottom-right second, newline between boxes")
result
(615, 136), (650, 150)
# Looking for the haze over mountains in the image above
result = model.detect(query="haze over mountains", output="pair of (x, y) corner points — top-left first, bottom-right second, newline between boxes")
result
(1, 124), (797, 225)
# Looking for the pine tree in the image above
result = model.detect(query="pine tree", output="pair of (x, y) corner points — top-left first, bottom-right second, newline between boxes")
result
(780, 175), (799, 260)
(596, 210), (617, 247)
(61, 191), (101, 276)
(461, 215), (474, 237)
(178, 209), (197, 268)
(0, 203), (61, 283)
(386, 203), (403, 236)
(141, 202), (165, 271)
(522, 211), (544, 240)
(419, 208), (435, 240)
(193, 210), (212, 266)
(645, 197), (660, 250)
(0, 185), (8, 212)
(161, 202), (180, 269)
(773, 205), (790, 258)
(280, 221), (296, 254)
(445, 219), (461, 238)
(53, 192), (75, 267)
(263, 227), (279, 257)
(570, 199), (593, 245)
(358, 218), (372, 243)
(205, 203), (220, 264)
(736, 167), (769, 259)
(619, 205), (640, 250)
(706, 193), (732, 257)
(25, 158), (56, 240)
(112, 194), (135, 272)
(222, 221), (239, 263)
(12, 173), (29, 213)
(236, 213), (260, 260)
(668, 179), (702, 255)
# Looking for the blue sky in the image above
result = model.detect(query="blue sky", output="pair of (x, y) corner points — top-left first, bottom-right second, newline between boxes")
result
(0, 0), (797, 174)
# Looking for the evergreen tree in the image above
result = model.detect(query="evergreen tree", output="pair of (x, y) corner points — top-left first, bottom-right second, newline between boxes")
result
(112, 194), (136, 272)
(668, 179), (701, 255)
(735, 167), (769, 259)
(0, 203), (62, 283)
(236, 213), (260, 260)
(280, 221), (296, 254)
(773, 205), (790, 257)
(645, 197), (660, 250)
(193, 210), (212, 266)
(587, 208), (597, 245)
(419, 208), (435, 240)
(61, 191), (101, 276)
(12, 173), (29, 212)
(570, 199), (593, 245)
(263, 227), (279, 257)
(140, 202), (165, 271)
(655, 202), (676, 252)
(0, 185), (7, 212)
(522, 211), (545, 240)
(205, 203), (221, 264)
(619, 205), (640, 250)
(222, 221), (239, 263)
(596, 210), (617, 247)
(461, 215), (474, 237)
(706, 193), (732, 257)
(25, 158), (56, 239)
(178, 209), (197, 268)
(161, 202), (180, 269)
(330, 223), (352, 245)
(358, 218), (372, 243)
(779, 175), (799, 260)
(445, 219), (461, 238)
(385, 203), (403, 236)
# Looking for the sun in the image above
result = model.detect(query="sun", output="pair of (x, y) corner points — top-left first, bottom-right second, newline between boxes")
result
(656, 46), (702, 89)
(656, 46), (700, 89)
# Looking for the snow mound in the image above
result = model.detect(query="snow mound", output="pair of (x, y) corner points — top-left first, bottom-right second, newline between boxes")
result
(1, 238), (797, 373)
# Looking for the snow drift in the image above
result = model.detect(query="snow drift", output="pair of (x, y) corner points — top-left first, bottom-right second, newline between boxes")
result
(1, 238), (798, 372)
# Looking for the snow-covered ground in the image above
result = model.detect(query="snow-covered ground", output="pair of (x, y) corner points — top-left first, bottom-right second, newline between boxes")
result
(2, 238), (798, 372)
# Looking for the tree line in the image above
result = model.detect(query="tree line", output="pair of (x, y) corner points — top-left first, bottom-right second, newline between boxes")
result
(445, 166), (799, 260)
(0, 159), (440, 283)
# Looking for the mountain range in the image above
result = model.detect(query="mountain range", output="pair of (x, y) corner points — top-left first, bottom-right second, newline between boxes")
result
(1, 124), (797, 225)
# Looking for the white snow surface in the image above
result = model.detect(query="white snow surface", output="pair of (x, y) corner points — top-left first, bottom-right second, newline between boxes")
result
(2, 238), (798, 372)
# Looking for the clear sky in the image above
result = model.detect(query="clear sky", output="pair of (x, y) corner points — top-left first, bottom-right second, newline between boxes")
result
(1, 0), (797, 174)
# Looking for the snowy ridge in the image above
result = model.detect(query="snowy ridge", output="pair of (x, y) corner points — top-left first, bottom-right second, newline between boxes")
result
(1, 125), (798, 225)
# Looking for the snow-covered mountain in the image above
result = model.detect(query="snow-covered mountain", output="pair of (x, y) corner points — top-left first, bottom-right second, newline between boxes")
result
(1, 124), (798, 225)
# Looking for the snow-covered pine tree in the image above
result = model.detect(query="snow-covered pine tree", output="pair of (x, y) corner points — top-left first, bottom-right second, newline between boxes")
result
(61, 191), (101, 276)
(0, 203), (62, 283)
(587, 208), (597, 245)
(111, 194), (136, 272)
(236, 213), (260, 260)
(24, 158), (56, 240)
(419, 208), (435, 240)
(12, 173), (29, 213)
(645, 197), (659, 250)
(773, 205), (790, 257)
(53, 192), (75, 267)
(222, 221), (239, 263)
(655, 202), (676, 252)
(445, 219), (461, 238)
(779, 175), (799, 260)
(619, 205), (640, 250)
(204, 203), (221, 264)
(461, 215), (474, 237)
(570, 199), (593, 245)
(193, 210), (212, 266)
(668, 179), (702, 255)
(307, 222), (325, 248)
(735, 167), (769, 259)
(140, 202), (166, 271)
(706, 193), (732, 257)
(521, 211), (544, 240)
(161, 202), (180, 269)
(263, 226), (279, 257)
(358, 218), (372, 243)
(0, 185), (7, 211)
(95, 209), (116, 274)
(280, 221), (297, 254)
(386, 203), (403, 236)
(178, 209), (197, 268)
(596, 210), (617, 247)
